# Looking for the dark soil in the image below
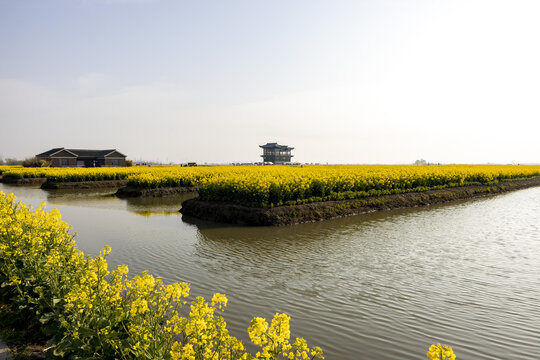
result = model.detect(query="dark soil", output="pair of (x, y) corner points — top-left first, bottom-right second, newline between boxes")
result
(0, 302), (50, 359)
(180, 177), (540, 226)
(116, 186), (198, 197)
(41, 180), (127, 190)
(0, 177), (47, 185)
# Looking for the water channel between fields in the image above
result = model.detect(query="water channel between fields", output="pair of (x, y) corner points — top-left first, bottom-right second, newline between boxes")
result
(1, 183), (539, 360)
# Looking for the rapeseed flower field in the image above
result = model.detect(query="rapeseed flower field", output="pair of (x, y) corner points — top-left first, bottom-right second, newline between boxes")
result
(4, 164), (540, 207)
(3, 163), (540, 209)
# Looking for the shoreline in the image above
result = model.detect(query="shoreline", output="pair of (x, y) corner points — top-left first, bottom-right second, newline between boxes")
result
(116, 186), (198, 197)
(0, 177), (46, 186)
(41, 180), (127, 190)
(180, 177), (540, 226)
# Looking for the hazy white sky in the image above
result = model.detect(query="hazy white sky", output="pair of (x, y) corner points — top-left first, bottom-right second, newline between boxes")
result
(1, 0), (539, 164)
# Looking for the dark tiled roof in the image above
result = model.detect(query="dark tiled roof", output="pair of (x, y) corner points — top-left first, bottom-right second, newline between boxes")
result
(259, 143), (294, 150)
(36, 148), (126, 159)
(36, 147), (65, 157)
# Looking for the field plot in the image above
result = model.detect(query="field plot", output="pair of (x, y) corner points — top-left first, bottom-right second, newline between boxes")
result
(2, 165), (540, 207)
(192, 165), (540, 206)
(0, 166), (144, 182)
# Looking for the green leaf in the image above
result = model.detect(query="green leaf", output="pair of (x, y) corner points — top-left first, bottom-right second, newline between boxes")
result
(39, 312), (53, 324)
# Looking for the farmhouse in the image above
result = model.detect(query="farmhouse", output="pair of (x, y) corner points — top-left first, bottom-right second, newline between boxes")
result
(260, 142), (294, 164)
(36, 148), (127, 167)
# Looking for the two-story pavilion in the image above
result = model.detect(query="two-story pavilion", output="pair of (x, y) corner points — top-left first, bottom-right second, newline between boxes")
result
(259, 142), (294, 164)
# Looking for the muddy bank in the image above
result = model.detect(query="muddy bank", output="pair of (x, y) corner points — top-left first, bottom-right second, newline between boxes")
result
(116, 186), (198, 198)
(180, 177), (540, 226)
(41, 180), (127, 190)
(0, 177), (47, 185)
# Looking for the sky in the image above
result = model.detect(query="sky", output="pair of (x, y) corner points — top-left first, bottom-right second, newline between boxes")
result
(1, 0), (539, 164)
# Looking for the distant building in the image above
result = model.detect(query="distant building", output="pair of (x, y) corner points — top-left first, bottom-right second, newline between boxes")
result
(259, 142), (294, 164)
(36, 148), (127, 167)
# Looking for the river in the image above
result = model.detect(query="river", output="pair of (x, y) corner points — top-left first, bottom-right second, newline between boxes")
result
(1, 183), (539, 359)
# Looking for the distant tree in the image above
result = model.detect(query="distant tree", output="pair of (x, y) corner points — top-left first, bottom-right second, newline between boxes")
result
(5, 158), (22, 165)
(0, 155), (4, 165)
(22, 157), (50, 167)
(125, 159), (133, 167)
(414, 159), (427, 165)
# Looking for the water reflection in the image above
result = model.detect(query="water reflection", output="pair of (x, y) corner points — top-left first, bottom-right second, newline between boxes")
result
(42, 187), (196, 217)
(125, 193), (197, 217)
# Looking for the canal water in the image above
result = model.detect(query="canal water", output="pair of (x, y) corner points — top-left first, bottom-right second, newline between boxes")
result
(1, 183), (539, 360)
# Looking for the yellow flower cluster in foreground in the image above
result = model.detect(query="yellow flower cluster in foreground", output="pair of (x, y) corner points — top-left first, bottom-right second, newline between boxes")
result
(3, 164), (540, 207)
(427, 343), (456, 360)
